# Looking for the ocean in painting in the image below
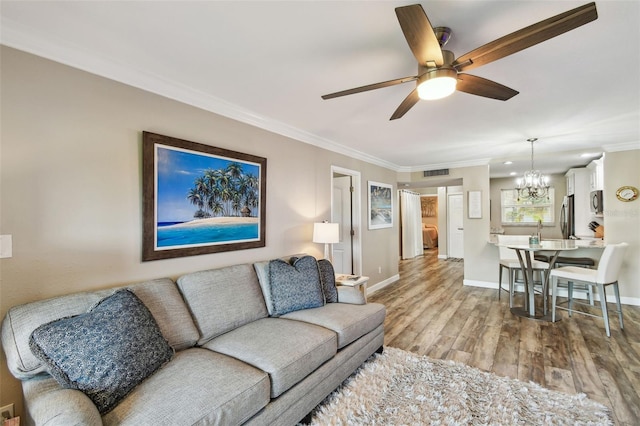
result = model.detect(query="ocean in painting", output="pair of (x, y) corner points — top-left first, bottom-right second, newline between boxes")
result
(157, 221), (259, 248)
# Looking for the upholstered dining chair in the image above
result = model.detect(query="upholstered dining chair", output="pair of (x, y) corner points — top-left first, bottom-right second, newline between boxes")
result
(550, 242), (628, 337)
(497, 235), (550, 308)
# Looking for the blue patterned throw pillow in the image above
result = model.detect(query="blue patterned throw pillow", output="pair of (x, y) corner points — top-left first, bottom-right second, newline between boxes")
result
(29, 289), (173, 414)
(317, 259), (338, 303)
(269, 255), (324, 316)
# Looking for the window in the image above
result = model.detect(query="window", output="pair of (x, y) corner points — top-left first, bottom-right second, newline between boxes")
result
(501, 188), (555, 225)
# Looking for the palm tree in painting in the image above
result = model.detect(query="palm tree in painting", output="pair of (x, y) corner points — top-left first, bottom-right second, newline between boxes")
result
(226, 162), (243, 180)
(187, 188), (206, 216)
(186, 162), (259, 219)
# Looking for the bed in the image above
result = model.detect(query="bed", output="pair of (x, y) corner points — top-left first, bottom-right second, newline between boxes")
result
(422, 224), (438, 249)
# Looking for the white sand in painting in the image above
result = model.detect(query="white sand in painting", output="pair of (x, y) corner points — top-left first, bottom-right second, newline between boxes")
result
(165, 217), (258, 228)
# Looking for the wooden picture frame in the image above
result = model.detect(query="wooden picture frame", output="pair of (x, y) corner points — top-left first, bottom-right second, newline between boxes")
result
(142, 132), (266, 261)
(368, 181), (393, 229)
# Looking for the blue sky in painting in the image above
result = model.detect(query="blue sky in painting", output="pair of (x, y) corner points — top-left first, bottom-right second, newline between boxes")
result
(156, 146), (259, 223)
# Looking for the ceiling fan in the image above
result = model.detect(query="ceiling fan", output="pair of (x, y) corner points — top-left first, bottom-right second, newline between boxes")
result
(321, 2), (598, 120)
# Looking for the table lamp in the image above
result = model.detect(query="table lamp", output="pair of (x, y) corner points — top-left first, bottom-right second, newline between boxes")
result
(313, 221), (339, 263)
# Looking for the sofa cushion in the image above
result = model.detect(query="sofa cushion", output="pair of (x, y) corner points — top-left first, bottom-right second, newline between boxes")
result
(282, 302), (386, 348)
(253, 260), (276, 315)
(177, 264), (269, 345)
(102, 348), (270, 426)
(128, 278), (200, 351)
(269, 256), (324, 316)
(336, 286), (367, 305)
(29, 289), (174, 414)
(203, 317), (337, 398)
(317, 259), (338, 303)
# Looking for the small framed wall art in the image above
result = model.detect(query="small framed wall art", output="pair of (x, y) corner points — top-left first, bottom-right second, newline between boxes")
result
(468, 190), (482, 219)
(368, 181), (393, 229)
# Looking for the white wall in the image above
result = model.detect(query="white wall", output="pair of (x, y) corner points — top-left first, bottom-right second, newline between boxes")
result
(0, 46), (400, 413)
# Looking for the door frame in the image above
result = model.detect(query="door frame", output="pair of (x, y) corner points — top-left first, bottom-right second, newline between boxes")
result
(331, 165), (362, 275)
(447, 192), (464, 259)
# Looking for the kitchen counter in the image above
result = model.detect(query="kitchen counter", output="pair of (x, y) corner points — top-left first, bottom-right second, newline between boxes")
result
(488, 234), (605, 248)
(489, 235), (605, 268)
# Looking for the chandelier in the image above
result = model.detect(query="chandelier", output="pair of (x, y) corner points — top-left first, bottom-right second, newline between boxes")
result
(515, 138), (549, 202)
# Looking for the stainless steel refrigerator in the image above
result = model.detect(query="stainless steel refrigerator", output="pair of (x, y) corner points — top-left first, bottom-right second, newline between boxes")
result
(560, 195), (575, 239)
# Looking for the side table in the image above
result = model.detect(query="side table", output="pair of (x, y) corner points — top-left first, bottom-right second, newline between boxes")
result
(335, 275), (369, 302)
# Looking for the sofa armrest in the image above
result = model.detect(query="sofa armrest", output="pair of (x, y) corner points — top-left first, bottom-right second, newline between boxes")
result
(23, 378), (103, 426)
(336, 286), (366, 305)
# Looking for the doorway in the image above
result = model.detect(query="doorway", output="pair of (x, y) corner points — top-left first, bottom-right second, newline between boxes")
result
(331, 166), (362, 275)
(447, 192), (464, 259)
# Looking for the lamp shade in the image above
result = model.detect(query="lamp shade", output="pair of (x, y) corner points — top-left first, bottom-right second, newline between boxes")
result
(313, 222), (339, 244)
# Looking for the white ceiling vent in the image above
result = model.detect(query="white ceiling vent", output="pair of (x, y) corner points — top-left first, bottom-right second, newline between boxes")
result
(423, 169), (449, 177)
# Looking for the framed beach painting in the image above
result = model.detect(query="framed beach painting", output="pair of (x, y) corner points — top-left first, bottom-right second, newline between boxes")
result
(142, 132), (266, 261)
(368, 181), (393, 229)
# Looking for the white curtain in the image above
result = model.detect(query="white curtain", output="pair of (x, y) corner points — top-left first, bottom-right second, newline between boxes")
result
(400, 190), (424, 260)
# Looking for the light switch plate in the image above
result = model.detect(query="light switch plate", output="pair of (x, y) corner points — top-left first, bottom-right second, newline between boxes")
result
(0, 235), (13, 258)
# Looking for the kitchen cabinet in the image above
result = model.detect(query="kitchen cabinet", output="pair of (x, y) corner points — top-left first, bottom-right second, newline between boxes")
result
(566, 171), (575, 195)
(587, 158), (604, 191)
(565, 167), (593, 237)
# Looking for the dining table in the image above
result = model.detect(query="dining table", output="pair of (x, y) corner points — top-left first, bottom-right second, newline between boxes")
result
(505, 239), (580, 320)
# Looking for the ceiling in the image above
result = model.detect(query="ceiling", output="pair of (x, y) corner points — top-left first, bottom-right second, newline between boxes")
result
(1, 1), (639, 180)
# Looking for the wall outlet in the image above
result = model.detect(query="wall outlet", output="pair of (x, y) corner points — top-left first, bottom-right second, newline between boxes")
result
(378, 266), (382, 274)
(0, 403), (14, 420)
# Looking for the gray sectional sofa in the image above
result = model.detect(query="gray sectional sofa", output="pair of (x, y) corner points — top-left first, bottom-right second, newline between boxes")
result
(1, 256), (386, 425)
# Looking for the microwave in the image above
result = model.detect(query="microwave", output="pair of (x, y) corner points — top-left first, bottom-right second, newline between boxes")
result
(590, 190), (603, 214)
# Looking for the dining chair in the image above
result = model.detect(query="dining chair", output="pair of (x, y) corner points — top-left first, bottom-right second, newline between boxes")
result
(550, 242), (628, 337)
(554, 257), (596, 305)
(497, 235), (550, 308)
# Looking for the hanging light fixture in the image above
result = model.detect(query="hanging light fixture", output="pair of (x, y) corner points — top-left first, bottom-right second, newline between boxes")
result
(515, 138), (550, 201)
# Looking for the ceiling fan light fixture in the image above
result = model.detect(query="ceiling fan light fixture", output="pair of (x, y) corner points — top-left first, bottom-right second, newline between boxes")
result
(417, 68), (457, 100)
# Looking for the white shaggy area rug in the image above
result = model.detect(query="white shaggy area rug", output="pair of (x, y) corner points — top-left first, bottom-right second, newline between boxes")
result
(306, 347), (612, 425)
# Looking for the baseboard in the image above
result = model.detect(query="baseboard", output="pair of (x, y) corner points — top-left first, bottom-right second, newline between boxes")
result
(463, 279), (640, 306)
(367, 274), (400, 296)
(437, 255), (448, 259)
(463, 279), (496, 289)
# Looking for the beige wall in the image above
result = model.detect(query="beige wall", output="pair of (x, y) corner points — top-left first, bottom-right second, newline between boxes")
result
(603, 150), (640, 300)
(0, 47), (399, 412)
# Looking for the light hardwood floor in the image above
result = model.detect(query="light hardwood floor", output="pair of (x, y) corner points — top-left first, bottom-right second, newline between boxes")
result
(367, 249), (640, 426)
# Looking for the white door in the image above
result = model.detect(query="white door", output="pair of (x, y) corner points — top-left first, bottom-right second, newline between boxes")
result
(447, 193), (464, 259)
(332, 175), (353, 274)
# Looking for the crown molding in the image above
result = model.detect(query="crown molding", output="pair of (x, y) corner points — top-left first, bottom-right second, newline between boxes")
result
(603, 141), (640, 153)
(1, 18), (401, 171)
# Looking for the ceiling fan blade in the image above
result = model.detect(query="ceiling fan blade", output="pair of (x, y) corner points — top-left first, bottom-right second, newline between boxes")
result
(395, 4), (444, 67)
(321, 75), (418, 100)
(390, 88), (420, 120)
(456, 74), (519, 100)
(453, 2), (597, 72)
